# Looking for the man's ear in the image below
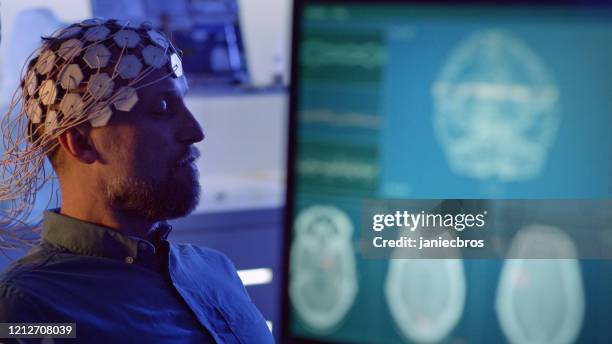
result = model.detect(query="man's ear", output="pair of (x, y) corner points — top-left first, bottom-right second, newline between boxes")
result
(57, 124), (97, 164)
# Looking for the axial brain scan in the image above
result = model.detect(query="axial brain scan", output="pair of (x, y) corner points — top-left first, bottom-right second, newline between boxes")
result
(496, 225), (585, 344)
(385, 258), (466, 343)
(432, 30), (560, 182)
(289, 205), (358, 331)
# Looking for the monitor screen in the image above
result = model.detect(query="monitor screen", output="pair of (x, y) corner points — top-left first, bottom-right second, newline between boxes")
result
(284, 1), (612, 343)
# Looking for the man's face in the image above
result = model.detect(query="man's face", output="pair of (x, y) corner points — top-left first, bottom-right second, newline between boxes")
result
(90, 70), (205, 221)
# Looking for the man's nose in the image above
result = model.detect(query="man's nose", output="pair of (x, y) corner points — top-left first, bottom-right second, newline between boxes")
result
(178, 108), (205, 144)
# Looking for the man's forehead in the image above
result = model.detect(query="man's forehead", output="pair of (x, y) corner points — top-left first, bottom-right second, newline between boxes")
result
(140, 74), (189, 98)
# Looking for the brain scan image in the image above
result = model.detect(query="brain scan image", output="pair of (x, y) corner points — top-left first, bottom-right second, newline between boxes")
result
(385, 228), (466, 343)
(432, 30), (560, 182)
(496, 225), (585, 344)
(290, 205), (358, 332)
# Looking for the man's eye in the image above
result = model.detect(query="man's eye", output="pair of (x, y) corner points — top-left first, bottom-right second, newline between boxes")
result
(154, 100), (168, 114)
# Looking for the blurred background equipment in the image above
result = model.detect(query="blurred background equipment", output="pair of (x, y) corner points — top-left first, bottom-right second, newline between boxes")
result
(91, 0), (250, 87)
(283, 1), (612, 343)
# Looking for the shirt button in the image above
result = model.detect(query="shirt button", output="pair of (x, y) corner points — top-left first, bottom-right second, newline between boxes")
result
(125, 256), (134, 264)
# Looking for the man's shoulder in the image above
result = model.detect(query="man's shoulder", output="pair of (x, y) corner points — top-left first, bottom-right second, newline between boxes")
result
(0, 280), (36, 321)
(0, 244), (63, 321)
(0, 243), (62, 285)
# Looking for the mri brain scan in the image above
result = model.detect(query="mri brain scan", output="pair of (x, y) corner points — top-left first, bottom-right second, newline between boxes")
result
(290, 205), (358, 331)
(385, 228), (466, 343)
(432, 30), (560, 182)
(496, 225), (585, 344)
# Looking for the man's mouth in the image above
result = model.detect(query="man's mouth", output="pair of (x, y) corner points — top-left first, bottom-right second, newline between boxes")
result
(176, 156), (196, 167)
(175, 147), (201, 168)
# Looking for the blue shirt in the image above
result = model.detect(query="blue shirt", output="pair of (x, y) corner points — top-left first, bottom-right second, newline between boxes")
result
(0, 209), (274, 343)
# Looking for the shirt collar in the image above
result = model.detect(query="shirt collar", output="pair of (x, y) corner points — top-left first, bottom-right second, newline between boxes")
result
(42, 208), (173, 264)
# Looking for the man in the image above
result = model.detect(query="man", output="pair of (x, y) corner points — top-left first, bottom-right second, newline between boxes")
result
(0, 19), (274, 343)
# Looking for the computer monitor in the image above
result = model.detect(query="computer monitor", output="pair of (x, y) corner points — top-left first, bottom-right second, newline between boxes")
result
(283, 1), (612, 343)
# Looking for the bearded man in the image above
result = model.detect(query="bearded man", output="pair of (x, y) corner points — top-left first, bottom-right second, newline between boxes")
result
(0, 18), (273, 343)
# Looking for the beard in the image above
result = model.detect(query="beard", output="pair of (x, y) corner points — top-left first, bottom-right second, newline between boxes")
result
(103, 164), (200, 221)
